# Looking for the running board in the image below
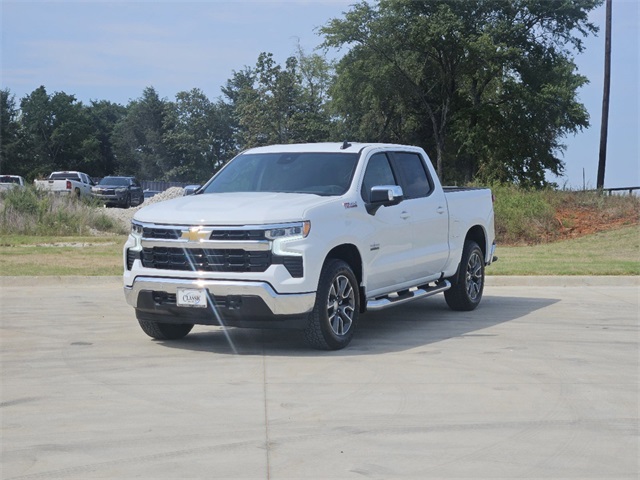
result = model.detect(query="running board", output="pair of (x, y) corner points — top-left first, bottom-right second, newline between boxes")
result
(366, 280), (451, 311)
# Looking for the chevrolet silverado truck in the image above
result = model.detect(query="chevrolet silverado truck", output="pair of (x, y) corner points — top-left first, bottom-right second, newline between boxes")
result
(124, 143), (496, 350)
(34, 171), (94, 198)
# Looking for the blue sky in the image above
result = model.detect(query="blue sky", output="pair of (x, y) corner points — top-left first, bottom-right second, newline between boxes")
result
(1, 0), (638, 189)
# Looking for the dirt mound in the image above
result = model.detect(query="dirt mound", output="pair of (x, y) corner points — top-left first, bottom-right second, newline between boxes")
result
(101, 187), (184, 231)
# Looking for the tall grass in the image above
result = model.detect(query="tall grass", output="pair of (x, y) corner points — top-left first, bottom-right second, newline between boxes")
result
(492, 185), (639, 245)
(0, 186), (126, 236)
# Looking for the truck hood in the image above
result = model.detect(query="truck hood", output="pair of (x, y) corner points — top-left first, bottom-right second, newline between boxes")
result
(134, 192), (331, 225)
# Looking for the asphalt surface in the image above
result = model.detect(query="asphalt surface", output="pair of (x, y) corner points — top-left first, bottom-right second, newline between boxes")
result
(1, 276), (638, 479)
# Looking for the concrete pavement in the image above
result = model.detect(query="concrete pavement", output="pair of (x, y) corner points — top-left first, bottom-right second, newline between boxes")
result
(1, 277), (638, 479)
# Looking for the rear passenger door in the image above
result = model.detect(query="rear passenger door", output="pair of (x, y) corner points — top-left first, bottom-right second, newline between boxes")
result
(390, 151), (449, 278)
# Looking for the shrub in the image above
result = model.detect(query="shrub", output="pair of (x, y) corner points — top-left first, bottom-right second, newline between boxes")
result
(0, 186), (125, 236)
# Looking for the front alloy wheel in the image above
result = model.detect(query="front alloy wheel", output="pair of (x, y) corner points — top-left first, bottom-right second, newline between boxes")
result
(305, 259), (360, 350)
(327, 274), (356, 336)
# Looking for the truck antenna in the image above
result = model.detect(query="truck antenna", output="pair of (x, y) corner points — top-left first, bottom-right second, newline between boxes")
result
(340, 140), (352, 150)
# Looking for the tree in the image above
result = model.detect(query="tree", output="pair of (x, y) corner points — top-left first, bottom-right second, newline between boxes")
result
(18, 86), (100, 178)
(86, 100), (127, 177)
(0, 89), (20, 175)
(321, 0), (600, 186)
(222, 50), (335, 149)
(112, 86), (172, 180)
(163, 88), (235, 182)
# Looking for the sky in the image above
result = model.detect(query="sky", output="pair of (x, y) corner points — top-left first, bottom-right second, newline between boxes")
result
(1, 0), (638, 189)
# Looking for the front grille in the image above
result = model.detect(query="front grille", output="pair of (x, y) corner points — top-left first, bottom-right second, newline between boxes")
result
(141, 228), (265, 241)
(143, 227), (181, 240)
(141, 247), (271, 272)
(126, 249), (139, 270)
(210, 229), (266, 241)
(280, 257), (303, 278)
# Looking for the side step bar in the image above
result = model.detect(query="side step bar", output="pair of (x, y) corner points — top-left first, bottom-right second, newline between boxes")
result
(366, 280), (451, 311)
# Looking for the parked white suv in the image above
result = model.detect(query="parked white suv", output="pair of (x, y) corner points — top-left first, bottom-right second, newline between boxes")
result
(124, 143), (496, 349)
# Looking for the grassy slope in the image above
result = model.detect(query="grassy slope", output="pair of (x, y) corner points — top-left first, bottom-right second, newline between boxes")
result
(488, 225), (640, 275)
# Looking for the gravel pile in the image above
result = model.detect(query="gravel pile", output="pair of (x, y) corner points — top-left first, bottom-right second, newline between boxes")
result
(100, 187), (185, 231)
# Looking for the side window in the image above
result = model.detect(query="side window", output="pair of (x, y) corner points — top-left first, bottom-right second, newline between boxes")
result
(393, 152), (433, 199)
(361, 153), (398, 202)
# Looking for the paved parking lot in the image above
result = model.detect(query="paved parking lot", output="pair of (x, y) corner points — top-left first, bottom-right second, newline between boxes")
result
(1, 276), (638, 479)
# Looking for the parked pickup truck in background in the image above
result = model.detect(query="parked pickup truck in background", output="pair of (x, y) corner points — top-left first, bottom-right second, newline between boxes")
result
(92, 176), (144, 208)
(124, 142), (496, 350)
(0, 175), (26, 192)
(34, 171), (94, 198)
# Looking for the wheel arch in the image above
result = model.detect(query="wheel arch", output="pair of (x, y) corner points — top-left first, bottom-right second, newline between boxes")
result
(325, 243), (366, 313)
(465, 225), (488, 260)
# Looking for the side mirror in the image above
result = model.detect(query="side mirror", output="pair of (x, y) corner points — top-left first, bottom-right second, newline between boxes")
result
(183, 185), (201, 196)
(367, 185), (404, 215)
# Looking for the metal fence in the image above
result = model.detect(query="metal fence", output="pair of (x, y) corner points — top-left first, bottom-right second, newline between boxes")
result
(601, 186), (640, 196)
(141, 180), (193, 192)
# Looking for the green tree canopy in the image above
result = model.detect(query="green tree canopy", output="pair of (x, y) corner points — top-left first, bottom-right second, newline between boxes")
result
(322, 0), (600, 186)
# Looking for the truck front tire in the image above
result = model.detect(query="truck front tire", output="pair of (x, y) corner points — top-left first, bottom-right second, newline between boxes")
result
(137, 318), (194, 340)
(304, 259), (360, 350)
(445, 240), (485, 311)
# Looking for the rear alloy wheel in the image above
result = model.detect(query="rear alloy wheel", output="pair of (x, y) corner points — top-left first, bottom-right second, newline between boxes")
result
(444, 240), (485, 311)
(304, 259), (359, 350)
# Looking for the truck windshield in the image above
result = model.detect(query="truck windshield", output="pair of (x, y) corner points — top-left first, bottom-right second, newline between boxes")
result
(0, 176), (20, 184)
(99, 177), (130, 186)
(202, 152), (358, 196)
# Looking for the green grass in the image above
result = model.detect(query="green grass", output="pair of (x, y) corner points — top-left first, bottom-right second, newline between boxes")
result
(0, 235), (128, 276)
(488, 225), (640, 275)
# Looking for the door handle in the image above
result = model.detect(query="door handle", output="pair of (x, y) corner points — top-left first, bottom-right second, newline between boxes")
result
(436, 206), (446, 215)
(400, 211), (410, 220)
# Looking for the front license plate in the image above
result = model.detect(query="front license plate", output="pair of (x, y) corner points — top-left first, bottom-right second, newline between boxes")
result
(176, 288), (208, 308)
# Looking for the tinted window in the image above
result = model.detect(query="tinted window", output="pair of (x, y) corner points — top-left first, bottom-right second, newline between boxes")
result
(203, 152), (358, 196)
(99, 177), (131, 186)
(361, 153), (397, 202)
(50, 173), (80, 181)
(394, 152), (432, 199)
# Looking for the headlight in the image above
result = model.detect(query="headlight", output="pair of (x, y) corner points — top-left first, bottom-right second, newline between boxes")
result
(265, 221), (311, 240)
(131, 221), (143, 236)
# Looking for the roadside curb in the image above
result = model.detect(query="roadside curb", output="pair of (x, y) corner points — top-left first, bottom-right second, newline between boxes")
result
(1, 275), (638, 288)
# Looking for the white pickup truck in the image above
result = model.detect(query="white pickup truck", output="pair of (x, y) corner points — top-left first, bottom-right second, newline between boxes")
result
(34, 171), (94, 198)
(0, 175), (26, 192)
(124, 143), (496, 350)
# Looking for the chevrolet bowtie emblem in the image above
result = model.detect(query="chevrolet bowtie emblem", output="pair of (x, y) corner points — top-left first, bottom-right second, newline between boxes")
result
(181, 227), (210, 242)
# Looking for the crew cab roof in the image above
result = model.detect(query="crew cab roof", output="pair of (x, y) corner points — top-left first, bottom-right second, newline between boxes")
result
(243, 142), (423, 155)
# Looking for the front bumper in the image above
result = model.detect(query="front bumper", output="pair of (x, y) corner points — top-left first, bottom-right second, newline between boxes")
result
(94, 193), (127, 205)
(125, 276), (315, 326)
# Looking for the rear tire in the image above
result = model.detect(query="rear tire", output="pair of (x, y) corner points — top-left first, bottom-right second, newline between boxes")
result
(137, 319), (193, 340)
(304, 259), (359, 350)
(444, 240), (485, 311)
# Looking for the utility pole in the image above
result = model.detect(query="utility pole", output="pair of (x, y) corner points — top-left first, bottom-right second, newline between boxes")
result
(597, 0), (612, 189)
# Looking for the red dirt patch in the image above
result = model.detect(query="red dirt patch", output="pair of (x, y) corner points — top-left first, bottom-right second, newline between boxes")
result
(555, 206), (639, 240)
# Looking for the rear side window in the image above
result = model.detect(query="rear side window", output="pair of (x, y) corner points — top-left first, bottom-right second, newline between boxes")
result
(393, 152), (432, 199)
(361, 153), (397, 202)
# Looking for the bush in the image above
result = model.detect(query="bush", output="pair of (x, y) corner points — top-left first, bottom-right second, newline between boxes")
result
(0, 186), (125, 236)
